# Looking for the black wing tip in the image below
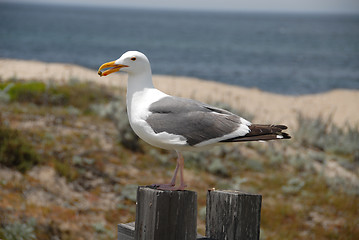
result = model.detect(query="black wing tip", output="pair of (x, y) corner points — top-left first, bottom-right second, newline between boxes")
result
(281, 132), (291, 139)
(220, 124), (291, 142)
(274, 124), (288, 130)
(277, 125), (291, 139)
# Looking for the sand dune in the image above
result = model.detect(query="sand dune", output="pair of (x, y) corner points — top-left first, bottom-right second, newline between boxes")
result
(1, 58), (358, 130)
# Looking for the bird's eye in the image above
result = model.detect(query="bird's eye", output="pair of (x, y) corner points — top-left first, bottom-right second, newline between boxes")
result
(131, 57), (136, 61)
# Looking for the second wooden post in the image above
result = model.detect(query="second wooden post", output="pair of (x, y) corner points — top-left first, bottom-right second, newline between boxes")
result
(206, 189), (262, 240)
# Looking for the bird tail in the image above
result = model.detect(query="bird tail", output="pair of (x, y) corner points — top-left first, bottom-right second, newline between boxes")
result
(221, 124), (291, 142)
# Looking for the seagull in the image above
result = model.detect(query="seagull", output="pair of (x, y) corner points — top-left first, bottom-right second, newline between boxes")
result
(98, 51), (290, 190)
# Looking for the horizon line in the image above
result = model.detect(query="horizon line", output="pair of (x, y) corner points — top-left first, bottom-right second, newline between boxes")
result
(2, 0), (359, 15)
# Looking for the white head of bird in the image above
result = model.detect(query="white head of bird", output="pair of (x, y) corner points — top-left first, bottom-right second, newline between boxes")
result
(98, 51), (151, 77)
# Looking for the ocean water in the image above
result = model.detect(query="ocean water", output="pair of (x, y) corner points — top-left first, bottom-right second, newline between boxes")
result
(0, 2), (358, 95)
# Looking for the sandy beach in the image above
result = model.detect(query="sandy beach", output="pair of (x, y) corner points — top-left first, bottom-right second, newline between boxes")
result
(1, 58), (358, 130)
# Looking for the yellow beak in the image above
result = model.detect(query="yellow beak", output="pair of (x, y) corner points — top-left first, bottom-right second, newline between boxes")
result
(98, 61), (128, 77)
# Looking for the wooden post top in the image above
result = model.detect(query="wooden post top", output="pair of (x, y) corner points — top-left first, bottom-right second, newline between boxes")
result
(207, 188), (262, 195)
(138, 185), (197, 194)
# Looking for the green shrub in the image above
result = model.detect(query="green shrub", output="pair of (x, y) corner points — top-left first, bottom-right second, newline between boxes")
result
(53, 159), (78, 182)
(92, 222), (114, 239)
(244, 158), (264, 172)
(295, 114), (359, 156)
(7, 81), (46, 104)
(0, 82), (14, 102)
(207, 158), (229, 177)
(0, 80), (112, 110)
(282, 177), (305, 195)
(91, 98), (142, 152)
(54, 82), (113, 110)
(0, 218), (36, 240)
(0, 115), (42, 173)
(120, 184), (138, 202)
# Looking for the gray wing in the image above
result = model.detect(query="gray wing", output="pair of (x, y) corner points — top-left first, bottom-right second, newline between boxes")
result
(145, 96), (244, 146)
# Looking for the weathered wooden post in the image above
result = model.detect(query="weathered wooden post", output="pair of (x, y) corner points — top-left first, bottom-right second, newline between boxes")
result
(135, 186), (197, 240)
(206, 189), (262, 240)
(118, 186), (197, 240)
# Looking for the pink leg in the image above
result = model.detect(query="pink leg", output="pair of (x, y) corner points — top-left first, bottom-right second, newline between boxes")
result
(151, 151), (187, 191)
(169, 159), (180, 186)
(176, 151), (187, 190)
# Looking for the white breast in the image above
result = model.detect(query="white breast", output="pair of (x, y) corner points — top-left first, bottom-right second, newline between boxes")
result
(127, 88), (188, 150)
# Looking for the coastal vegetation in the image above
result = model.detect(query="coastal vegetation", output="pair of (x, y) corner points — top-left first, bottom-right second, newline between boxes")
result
(0, 79), (358, 240)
